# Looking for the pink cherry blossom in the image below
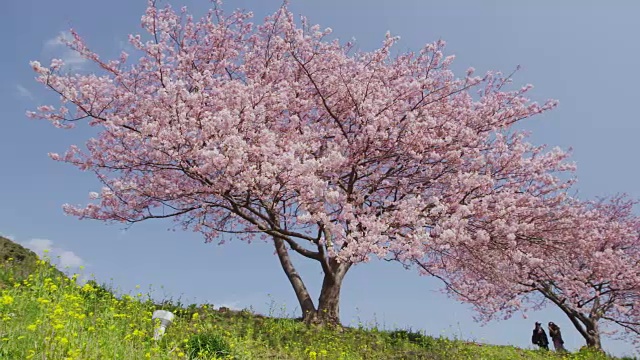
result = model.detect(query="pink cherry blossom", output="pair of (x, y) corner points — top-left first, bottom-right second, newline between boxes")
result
(404, 194), (640, 351)
(29, 1), (574, 325)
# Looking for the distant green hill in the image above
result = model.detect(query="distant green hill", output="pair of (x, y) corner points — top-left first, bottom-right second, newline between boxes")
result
(0, 235), (64, 287)
(0, 236), (37, 262)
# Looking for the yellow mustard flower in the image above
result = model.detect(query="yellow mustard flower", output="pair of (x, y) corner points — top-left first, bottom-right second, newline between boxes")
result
(0, 294), (14, 305)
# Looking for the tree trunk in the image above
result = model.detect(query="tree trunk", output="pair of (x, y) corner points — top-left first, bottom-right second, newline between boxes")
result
(584, 321), (602, 350)
(272, 237), (351, 326)
(302, 260), (350, 326)
(537, 288), (603, 352)
(562, 313), (603, 351)
(273, 237), (316, 319)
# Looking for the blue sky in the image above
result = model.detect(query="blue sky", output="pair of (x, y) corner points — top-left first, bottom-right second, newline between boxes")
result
(1, 0), (639, 356)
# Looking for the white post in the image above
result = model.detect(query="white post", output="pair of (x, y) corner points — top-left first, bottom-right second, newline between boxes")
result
(152, 310), (175, 340)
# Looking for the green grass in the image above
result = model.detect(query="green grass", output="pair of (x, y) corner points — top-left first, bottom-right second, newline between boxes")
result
(0, 242), (633, 359)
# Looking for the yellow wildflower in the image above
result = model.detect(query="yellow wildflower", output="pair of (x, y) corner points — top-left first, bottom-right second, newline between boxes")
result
(0, 294), (13, 305)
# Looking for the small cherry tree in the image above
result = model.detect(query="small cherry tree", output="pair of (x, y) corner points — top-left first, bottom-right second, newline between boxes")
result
(29, 1), (572, 325)
(404, 195), (640, 350)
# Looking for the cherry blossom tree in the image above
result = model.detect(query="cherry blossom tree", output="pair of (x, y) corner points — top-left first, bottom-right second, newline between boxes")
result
(403, 195), (640, 350)
(29, 1), (573, 325)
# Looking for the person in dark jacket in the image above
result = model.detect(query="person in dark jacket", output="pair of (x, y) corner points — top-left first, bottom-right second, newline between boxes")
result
(531, 322), (549, 350)
(548, 322), (566, 352)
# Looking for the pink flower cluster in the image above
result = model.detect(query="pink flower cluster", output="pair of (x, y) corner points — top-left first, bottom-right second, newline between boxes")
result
(28, 0), (639, 348)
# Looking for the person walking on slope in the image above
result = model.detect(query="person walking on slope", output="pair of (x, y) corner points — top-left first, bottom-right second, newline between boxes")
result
(531, 322), (549, 350)
(548, 322), (566, 352)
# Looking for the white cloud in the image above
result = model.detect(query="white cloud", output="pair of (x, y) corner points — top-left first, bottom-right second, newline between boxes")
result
(117, 38), (134, 53)
(22, 238), (87, 269)
(16, 84), (34, 100)
(60, 51), (87, 67)
(43, 31), (88, 70)
(0, 232), (16, 241)
(23, 238), (54, 254)
(44, 31), (73, 49)
(57, 249), (85, 268)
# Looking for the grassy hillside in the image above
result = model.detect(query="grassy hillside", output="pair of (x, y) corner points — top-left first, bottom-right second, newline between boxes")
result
(0, 235), (39, 283)
(0, 237), (633, 359)
(0, 236), (65, 288)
